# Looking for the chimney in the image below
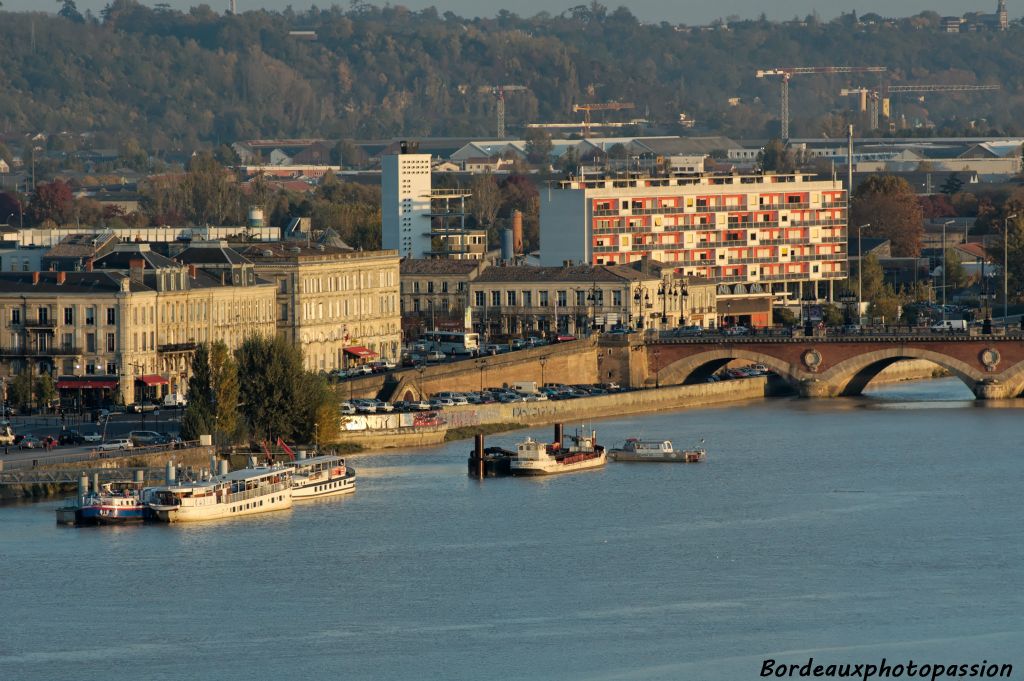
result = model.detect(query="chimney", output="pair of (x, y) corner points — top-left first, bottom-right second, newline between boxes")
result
(85, 258), (94, 272)
(129, 258), (145, 283)
(56, 272), (66, 285)
(512, 209), (524, 255)
(188, 264), (197, 279)
(32, 271), (40, 285)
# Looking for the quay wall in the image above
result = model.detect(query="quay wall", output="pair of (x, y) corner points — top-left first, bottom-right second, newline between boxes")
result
(0, 446), (216, 503)
(333, 378), (772, 450)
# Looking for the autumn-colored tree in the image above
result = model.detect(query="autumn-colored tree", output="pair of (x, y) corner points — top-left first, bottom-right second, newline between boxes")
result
(757, 138), (795, 173)
(181, 153), (239, 225)
(918, 194), (956, 219)
(28, 180), (75, 226)
(470, 172), (501, 230)
(851, 175), (924, 257)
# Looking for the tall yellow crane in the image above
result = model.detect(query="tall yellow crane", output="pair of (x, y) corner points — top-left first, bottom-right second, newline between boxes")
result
(756, 66), (888, 139)
(572, 101), (635, 137)
(478, 85), (528, 140)
(841, 84), (1001, 130)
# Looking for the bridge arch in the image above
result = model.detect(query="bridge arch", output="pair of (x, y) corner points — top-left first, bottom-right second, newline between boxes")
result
(657, 348), (801, 389)
(811, 347), (985, 397)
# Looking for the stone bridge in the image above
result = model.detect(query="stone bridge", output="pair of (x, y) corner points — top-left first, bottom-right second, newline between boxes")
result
(601, 332), (1024, 399)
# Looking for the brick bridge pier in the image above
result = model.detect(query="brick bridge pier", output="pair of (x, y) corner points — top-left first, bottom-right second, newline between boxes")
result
(599, 331), (1024, 399)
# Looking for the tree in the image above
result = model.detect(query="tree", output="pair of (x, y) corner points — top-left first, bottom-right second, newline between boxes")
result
(179, 341), (241, 444)
(28, 180), (74, 226)
(757, 138), (795, 172)
(470, 172), (500, 230)
(8, 371), (33, 411)
(868, 285), (902, 325)
(34, 374), (56, 411)
(180, 153), (239, 226)
(852, 175), (925, 257)
(57, 0), (85, 23)
(821, 303), (845, 327)
(235, 334), (306, 443)
(989, 215), (1024, 298)
(939, 172), (964, 196)
(944, 249), (969, 292)
(524, 128), (553, 165)
(773, 307), (797, 327)
(858, 253), (885, 303)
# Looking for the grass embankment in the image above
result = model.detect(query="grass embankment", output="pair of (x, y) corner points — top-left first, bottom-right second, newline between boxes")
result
(444, 422), (523, 442)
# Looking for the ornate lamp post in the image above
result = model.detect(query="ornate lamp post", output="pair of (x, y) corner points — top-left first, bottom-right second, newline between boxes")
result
(632, 285), (649, 329)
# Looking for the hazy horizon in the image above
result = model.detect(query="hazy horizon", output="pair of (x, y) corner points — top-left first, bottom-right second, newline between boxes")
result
(2, 0), (1017, 25)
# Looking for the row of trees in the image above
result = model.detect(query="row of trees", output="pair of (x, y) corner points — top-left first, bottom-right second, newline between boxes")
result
(180, 336), (339, 447)
(3, 373), (56, 413)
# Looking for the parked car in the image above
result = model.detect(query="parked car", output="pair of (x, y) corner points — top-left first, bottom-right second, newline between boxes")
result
(407, 399), (431, 411)
(79, 429), (103, 443)
(352, 399), (377, 414)
(425, 351), (446, 362)
(163, 393), (187, 408)
(339, 402), (356, 416)
(674, 325), (705, 337)
(128, 402), (158, 413)
(96, 438), (134, 452)
(17, 434), (40, 449)
(129, 430), (166, 446)
(510, 339), (527, 350)
(374, 400), (395, 413)
(430, 397), (455, 408)
(723, 325), (750, 336)
(59, 430), (86, 446)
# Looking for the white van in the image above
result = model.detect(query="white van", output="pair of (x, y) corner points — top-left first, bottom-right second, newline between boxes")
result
(163, 393), (187, 407)
(509, 381), (539, 395)
(931, 320), (967, 332)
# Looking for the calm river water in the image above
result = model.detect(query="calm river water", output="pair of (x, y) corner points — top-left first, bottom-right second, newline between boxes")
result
(1, 378), (1022, 681)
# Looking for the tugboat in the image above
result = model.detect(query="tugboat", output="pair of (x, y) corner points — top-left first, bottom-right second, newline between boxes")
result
(510, 424), (606, 476)
(608, 438), (706, 463)
(88, 484), (149, 524)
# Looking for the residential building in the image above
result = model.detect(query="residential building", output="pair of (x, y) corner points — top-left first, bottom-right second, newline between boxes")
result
(467, 264), (707, 338)
(540, 170), (848, 302)
(0, 243), (277, 407)
(237, 243), (402, 371)
(382, 150), (433, 258)
(41, 233), (118, 272)
(399, 258), (489, 336)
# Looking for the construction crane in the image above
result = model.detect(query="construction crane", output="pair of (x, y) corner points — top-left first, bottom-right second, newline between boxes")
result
(756, 66), (887, 140)
(841, 84), (1001, 130)
(478, 85), (528, 140)
(572, 102), (635, 137)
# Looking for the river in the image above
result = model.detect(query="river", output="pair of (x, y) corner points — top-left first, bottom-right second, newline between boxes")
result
(1, 378), (1021, 681)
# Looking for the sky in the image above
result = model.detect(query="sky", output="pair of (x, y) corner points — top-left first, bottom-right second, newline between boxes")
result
(3, 0), (1017, 25)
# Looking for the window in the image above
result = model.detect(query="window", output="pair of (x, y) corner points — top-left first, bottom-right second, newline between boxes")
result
(62, 333), (73, 350)
(11, 309), (20, 324)
(85, 307), (95, 325)
(86, 333), (96, 353)
(506, 291), (517, 306)
(612, 291), (622, 306)
(279, 279), (287, 294)
(441, 281), (449, 293)
(107, 307), (116, 325)
(85, 362), (96, 375)
(557, 290), (567, 307)
(279, 304), (288, 321)
(38, 306), (49, 323)
(427, 282), (434, 293)
(413, 281), (420, 293)
(106, 333), (115, 352)
(474, 291), (485, 306)
(575, 291), (586, 306)
(522, 291), (532, 307)
(539, 291), (549, 307)
(64, 307), (74, 324)
(491, 291), (500, 306)
(106, 362), (117, 375)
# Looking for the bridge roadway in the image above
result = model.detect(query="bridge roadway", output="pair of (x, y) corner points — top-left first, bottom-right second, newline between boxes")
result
(631, 329), (1024, 399)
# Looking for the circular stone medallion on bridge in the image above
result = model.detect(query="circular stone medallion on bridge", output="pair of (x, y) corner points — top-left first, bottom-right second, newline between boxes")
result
(802, 349), (823, 372)
(980, 348), (1001, 372)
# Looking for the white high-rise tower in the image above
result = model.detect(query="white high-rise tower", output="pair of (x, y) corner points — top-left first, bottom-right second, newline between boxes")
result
(382, 147), (432, 258)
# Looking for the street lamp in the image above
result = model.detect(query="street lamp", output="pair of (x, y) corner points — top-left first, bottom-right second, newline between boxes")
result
(539, 356), (548, 386)
(632, 285), (650, 329)
(416, 365), (426, 400)
(1004, 214), (1017, 328)
(940, 219), (954, 324)
(475, 357), (485, 391)
(657, 280), (681, 328)
(653, 347), (660, 388)
(856, 223), (870, 325)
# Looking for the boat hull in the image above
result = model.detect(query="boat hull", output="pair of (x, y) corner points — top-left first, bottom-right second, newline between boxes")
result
(292, 474), (356, 500)
(150, 491), (293, 523)
(609, 450), (705, 463)
(96, 506), (147, 524)
(511, 454), (607, 476)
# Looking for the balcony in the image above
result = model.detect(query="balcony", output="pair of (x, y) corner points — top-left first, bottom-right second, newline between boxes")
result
(23, 318), (57, 330)
(158, 342), (199, 354)
(0, 345), (82, 358)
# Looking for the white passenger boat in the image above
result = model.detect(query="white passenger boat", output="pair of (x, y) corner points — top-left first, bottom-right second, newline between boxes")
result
(147, 466), (293, 523)
(608, 438), (706, 463)
(284, 453), (356, 499)
(510, 428), (606, 476)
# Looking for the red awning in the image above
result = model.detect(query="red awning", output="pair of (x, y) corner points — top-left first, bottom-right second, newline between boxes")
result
(56, 379), (118, 390)
(136, 374), (169, 386)
(343, 346), (377, 359)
